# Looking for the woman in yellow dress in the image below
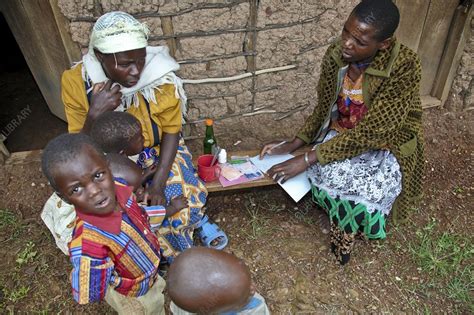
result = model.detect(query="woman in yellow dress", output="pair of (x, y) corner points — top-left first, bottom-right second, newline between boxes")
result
(55, 11), (226, 262)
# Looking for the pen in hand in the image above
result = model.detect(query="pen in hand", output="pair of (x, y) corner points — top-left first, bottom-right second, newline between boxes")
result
(268, 141), (286, 153)
(260, 140), (287, 160)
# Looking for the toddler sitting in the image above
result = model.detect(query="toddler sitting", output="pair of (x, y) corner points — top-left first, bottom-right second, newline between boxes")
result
(106, 152), (188, 229)
(90, 111), (145, 156)
(91, 111), (228, 251)
(90, 111), (157, 178)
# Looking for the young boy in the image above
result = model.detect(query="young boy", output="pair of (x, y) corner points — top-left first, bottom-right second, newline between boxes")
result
(167, 247), (270, 314)
(41, 112), (146, 255)
(41, 133), (166, 313)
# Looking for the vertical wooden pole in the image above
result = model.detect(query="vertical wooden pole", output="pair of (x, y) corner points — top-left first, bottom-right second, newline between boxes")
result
(245, 0), (258, 110)
(160, 16), (177, 58)
(48, 0), (82, 64)
(245, 0), (258, 73)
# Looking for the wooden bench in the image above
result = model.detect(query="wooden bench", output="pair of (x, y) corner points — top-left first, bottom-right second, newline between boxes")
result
(193, 149), (308, 192)
(5, 149), (309, 193)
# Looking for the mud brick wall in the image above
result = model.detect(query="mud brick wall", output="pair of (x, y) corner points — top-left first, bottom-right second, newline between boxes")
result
(58, 0), (361, 150)
(446, 18), (473, 111)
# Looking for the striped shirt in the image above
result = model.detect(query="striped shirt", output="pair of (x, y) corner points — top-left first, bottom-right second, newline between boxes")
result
(69, 182), (164, 304)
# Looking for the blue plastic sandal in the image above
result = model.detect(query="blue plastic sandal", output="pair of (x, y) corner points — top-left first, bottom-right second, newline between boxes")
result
(196, 215), (228, 250)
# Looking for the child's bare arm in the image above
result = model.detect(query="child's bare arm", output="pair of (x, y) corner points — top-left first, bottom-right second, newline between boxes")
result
(166, 195), (188, 217)
(141, 164), (157, 185)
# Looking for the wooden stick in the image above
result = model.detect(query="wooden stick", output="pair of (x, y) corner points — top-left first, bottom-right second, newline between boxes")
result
(182, 65), (296, 84)
(178, 51), (255, 65)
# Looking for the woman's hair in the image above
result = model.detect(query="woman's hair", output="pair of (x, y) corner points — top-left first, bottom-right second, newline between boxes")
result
(90, 111), (142, 153)
(41, 133), (104, 190)
(352, 0), (400, 41)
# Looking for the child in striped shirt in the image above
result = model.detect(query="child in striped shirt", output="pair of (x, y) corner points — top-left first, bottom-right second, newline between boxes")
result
(41, 133), (166, 313)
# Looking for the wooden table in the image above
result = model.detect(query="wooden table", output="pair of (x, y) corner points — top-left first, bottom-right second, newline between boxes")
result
(193, 149), (308, 192)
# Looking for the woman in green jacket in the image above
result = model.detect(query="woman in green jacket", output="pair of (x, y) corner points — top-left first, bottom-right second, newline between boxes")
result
(260, 0), (424, 264)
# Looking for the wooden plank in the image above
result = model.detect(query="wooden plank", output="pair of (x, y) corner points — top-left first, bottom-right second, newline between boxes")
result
(5, 150), (42, 166)
(432, 4), (473, 104)
(417, 0), (459, 95)
(6, 148), (311, 193)
(0, 0), (70, 121)
(394, 0), (431, 51)
(160, 17), (177, 58)
(0, 134), (10, 158)
(48, 0), (82, 64)
(421, 95), (442, 109)
(205, 175), (277, 192)
(193, 149), (309, 192)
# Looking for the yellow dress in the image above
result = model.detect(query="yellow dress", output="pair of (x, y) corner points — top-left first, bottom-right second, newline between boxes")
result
(62, 64), (181, 146)
(61, 64), (208, 262)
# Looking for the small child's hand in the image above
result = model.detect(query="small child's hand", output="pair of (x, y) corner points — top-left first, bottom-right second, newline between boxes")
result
(142, 164), (157, 185)
(166, 195), (188, 217)
(135, 186), (145, 204)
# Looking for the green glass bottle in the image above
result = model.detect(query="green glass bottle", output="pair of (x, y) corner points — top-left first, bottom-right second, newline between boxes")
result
(203, 119), (217, 154)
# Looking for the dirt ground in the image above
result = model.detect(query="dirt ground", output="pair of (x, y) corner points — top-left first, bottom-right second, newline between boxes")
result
(0, 105), (472, 314)
(1, 10), (472, 313)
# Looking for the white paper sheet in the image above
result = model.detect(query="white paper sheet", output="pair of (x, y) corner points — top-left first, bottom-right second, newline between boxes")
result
(249, 154), (311, 202)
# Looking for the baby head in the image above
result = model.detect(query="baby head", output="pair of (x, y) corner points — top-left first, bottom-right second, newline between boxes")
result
(41, 133), (117, 215)
(90, 111), (144, 156)
(106, 153), (145, 200)
(167, 247), (255, 314)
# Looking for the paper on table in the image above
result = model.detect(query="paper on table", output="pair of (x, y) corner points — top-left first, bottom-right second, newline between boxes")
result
(221, 164), (243, 181)
(219, 162), (264, 187)
(249, 154), (311, 202)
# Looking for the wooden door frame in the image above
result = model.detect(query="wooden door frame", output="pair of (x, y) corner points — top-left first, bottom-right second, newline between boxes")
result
(0, 0), (81, 122)
(395, 0), (472, 108)
(432, 3), (473, 104)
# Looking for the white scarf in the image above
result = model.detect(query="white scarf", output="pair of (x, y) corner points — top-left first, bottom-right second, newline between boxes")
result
(81, 46), (187, 118)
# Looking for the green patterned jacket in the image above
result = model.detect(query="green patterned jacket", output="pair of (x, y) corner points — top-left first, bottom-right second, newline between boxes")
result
(297, 39), (424, 223)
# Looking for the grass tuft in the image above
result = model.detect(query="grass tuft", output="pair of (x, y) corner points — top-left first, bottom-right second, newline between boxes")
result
(244, 196), (270, 239)
(2, 285), (30, 303)
(16, 242), (37, 268)
(409, 219), (474, 311)
(0, 209), (24, 241)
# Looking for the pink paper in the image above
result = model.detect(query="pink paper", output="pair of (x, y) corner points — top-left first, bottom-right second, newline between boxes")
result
(218, 172), (264, 187)
(219, 175), (249, 187)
